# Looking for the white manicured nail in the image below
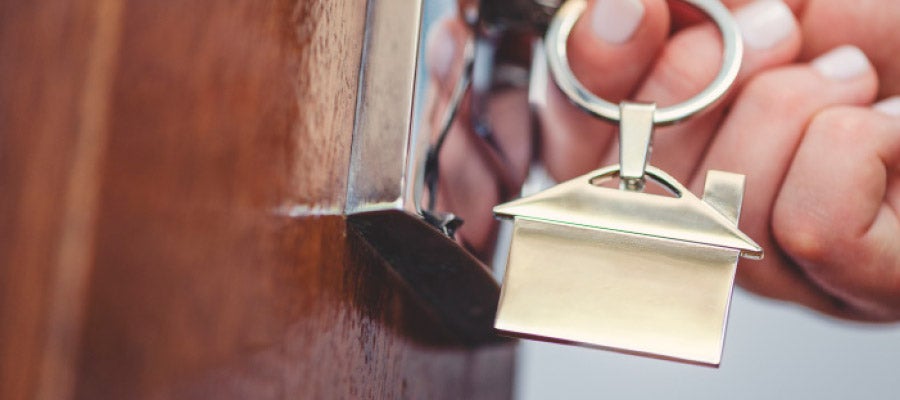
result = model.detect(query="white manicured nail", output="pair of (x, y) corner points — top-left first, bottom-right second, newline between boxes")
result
(427, 23), (456, 80)
(735, 0), (796, 50)
(592, 0), (645, 44)
(812, 45), (872, 81)
(874, 96), (900, 117)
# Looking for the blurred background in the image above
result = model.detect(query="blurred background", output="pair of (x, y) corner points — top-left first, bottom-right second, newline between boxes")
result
(420, 1), (900, 399)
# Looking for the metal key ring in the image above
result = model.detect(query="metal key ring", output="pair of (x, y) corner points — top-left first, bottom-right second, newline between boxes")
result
(546, 0), (743, 126)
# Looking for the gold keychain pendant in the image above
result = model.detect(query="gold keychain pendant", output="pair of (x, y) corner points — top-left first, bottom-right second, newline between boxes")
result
(493, 0), (762, 366)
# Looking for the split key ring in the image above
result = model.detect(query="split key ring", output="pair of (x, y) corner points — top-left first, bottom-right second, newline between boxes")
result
(545, 0), (743, 126)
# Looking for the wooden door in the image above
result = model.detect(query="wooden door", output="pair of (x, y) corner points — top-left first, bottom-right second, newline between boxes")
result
(0, 1), (516, 398)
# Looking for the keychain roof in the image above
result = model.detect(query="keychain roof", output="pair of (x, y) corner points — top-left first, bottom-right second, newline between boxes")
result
(494, 165), (763, 260)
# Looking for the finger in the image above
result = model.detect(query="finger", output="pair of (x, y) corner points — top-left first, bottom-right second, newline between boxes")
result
(540, 0), (670, 181)
(798, 0), (900, 97)
(773, 100), (900, 319)
(619, 0), (802, 182)
(692, 45), (879, 314)
(669, 0), (806, 30)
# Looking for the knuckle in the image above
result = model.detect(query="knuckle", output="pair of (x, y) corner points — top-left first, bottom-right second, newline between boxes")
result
(772, 193), (857, 274)
(772, 209), (837, 269)
(807, 106), (873, 144)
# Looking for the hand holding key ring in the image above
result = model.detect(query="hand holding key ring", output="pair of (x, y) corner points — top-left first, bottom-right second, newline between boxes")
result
(546, 0), (743, 126)
(426, 0), (900, 322)
(545, 0), (742, 190)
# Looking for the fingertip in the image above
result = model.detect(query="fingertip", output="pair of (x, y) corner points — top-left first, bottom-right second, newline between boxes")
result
(812, 45), (874, 81)
(671, 0), (806, 31)
(809, 45), (879, 103)
(873, 96), (900, 117)
(651, 0), (803, 103)
(589, 0), (646, 45)
(573, 0), (670, 55)
(735, 0), (798, 51)
(735, 46), (878, 119)
(567, 0), (669, 97)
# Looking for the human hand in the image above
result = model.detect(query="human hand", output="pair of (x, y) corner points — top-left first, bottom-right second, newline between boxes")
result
(688, 0), (900, 320)
(423, 0), (900, 320)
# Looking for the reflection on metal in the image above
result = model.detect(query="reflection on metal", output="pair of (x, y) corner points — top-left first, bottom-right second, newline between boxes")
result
(493, 166), (762, 366)
(346, 0), (423, 215)
(424, 38), (475, 214)
(460, 0), (563, 34)
(345, 0), (503, 344)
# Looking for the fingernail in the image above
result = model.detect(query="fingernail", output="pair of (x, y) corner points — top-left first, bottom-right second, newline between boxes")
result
(427, 23), (456, 81)
(735, 0), (796, 50)
(592, 0), (645, 45)
(874, 96), (900, 117)
(812, 45), (872, 81)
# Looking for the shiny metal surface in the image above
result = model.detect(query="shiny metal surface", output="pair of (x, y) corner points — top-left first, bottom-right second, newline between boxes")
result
(346, 0), (425, 215)
(345, 0), (502, 345)
(494, 165), (763, 259)
(618, 102), (656, 190)
(496, 218), (740, 366)
(424, 38), (475, 212)
(545, 0), (743, 125)
(494, 166), (761, 365)
(702, 170), (746, 225)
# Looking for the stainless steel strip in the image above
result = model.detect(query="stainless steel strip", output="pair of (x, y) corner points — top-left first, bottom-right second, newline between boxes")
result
(346, 0), (424, 214)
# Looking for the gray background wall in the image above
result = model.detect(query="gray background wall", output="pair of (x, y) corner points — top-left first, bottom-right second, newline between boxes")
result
(517, 288), (900, 400)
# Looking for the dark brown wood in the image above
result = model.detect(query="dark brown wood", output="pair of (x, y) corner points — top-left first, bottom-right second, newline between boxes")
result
(0, 1), (515, 399)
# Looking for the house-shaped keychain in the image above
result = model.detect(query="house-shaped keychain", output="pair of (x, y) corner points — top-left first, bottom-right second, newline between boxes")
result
(493, 165), (763, 366)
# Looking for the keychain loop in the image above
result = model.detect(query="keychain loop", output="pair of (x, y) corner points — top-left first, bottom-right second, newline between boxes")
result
(545, 0), (743, 126)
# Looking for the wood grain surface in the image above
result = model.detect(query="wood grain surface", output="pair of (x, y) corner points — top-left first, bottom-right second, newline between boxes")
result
(0, 1), (516, 399)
